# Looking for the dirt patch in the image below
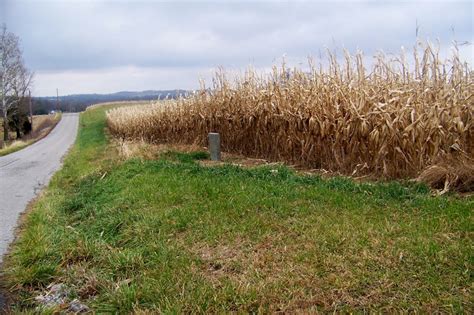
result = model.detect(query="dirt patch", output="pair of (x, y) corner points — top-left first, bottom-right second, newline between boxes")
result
(184, 234), (332, 311)
(0, 282), (11, 314)
(191, 238), (250, 285)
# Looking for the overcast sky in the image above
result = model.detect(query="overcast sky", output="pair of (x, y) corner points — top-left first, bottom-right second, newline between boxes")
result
(1, 0), (472, 96)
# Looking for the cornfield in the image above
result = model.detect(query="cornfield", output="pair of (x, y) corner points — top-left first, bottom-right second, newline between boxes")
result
(107, 43), (473, 180)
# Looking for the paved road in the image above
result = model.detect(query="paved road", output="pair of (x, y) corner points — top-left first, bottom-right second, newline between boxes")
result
(0, 113), (79, 263)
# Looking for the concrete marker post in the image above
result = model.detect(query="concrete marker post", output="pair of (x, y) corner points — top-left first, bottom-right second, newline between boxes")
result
(208, 132), (221, 161)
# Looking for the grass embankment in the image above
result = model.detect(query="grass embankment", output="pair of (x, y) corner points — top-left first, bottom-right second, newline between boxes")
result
(0, 114), (62, 156)
(2, 106), (473, 312)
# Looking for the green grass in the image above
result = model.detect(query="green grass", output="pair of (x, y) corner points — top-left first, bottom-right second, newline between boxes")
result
(2, 106), (473, 313)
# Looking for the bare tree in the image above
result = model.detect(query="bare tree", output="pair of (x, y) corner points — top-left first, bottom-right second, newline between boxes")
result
(0, 24), (33, 144)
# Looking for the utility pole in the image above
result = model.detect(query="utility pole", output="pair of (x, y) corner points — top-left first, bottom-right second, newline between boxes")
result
(56, 88), (59, 112)
(28, 90), (33, 129)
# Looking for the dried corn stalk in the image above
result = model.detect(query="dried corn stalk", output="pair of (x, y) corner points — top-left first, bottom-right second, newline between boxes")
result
(107, 43), (473, 179)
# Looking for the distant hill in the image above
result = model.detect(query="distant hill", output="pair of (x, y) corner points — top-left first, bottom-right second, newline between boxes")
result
(32, 90), (188, 114)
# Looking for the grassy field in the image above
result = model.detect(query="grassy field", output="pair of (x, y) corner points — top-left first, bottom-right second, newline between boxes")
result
(0, 114), (61, 156)
(2, 105), (473, 312)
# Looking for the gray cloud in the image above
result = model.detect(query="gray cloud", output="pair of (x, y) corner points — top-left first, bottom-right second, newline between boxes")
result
(1, 0), (472, 96)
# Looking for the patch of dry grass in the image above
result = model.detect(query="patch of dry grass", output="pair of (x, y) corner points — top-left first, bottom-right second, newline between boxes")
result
(418, 154), (474, 193)
(86, 100), (153, 112)
(0, 114), (61, 156)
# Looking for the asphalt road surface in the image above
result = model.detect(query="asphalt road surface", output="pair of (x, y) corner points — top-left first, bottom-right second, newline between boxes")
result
(0, 113), (79, 263)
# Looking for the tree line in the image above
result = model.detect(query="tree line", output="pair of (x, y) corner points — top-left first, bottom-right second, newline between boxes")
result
(32, 90), (188, 114)
(0, 24), (34, 147)
(1, 24), (187, 147)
